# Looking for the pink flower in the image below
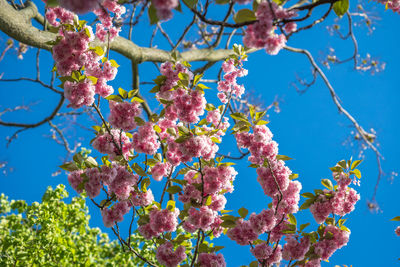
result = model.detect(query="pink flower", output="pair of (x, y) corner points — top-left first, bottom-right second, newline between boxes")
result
(227, 219), (258, 245)
(92, 129), (133, 160)
(68, 170), (84, 194)
(249, 209), (277, 234)
(108, 101), (141, 131)
(395, 226), (400, 236)
(149, 208), (179, 233)
(151, 162), (171, 181)
(198, 253), (226, 267)
(314, 225), (350, 260)
(282, 235), (310, 261)
(187, 206), (217, 231)
(156, 242), (186, 267)
(256, 160), (291, 197)
(250, 243), (273, 260)
(59, 0), (102, 14)
(101, 201), (130, 227)
(132, 122), (160, 155)
(64, 80), (95, 109)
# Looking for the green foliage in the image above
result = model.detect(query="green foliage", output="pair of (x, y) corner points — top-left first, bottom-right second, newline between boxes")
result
(0, 185), (155, 266)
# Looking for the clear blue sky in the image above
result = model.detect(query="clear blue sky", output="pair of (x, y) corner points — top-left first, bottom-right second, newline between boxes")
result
(0, 0), (399, 266)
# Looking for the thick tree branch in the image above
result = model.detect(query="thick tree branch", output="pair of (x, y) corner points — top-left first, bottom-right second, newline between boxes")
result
(0, 0), (248, 63)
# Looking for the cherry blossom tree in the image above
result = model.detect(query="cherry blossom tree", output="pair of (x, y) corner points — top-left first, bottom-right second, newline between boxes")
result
(0, 0), (398, 266)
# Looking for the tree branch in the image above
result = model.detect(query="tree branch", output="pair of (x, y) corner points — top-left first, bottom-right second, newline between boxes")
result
(0, 0), (251, 63)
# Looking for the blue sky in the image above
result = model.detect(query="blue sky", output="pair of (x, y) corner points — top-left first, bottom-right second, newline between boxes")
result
(0, 0), (399, 266)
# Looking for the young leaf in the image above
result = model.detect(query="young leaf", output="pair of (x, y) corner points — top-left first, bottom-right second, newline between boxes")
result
(238, 207), (248, 218)
(321, 179), (334, 190)
(233, 9), (257, 23)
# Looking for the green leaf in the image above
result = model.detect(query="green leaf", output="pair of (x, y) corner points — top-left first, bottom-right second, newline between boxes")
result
(182, 0), (198, 8)
(301, 192), (314, 198)
(351, 159), (362, 170)
(91, 46), (104, 57)
(391, 216), (400, 221)
(238, 207), (248, 218)
(86, 76), (98, 85)
(128, 89), (138, 98)
(109, 59), (120, 68)
(131, 97), (144, 103)
(135, 116), (145, 126)
(333, 0), (349, 17)
(132, 163), (147, 177)
(299, 223), (310, 232)
(215, 0), (229, 4)
(299, 198), (314, 210)
(205, 195), (213, 206)
(85, 157), (98, 168)
(220, 220), (236, 228)
(46, 0), (59, 7)
(321, 179), (334, 190)
(166, 186), (182, 194)
(276, 155), (293, 161)
(105, 95), (123, 102)
(352, 169), (362, 179)
(59, 162), (79, 172)
(249, 261), (258, 267)
(148, 4), (159, 25)
(175, 135), (191, 143)
(233, 9), (257, 24)
(288, 213), (297, 225)
(166, 200), (175, 211)
(118, 87), (128, 99)
(230, 112), (248, 122)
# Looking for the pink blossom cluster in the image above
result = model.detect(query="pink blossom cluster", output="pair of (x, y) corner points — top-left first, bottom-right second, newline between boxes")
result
(45, 6), (74, 27)
(273, 180), (302, 216)
(236, 125), (276, 165)
(152, 0), (179, 21)
(131, 122), (161, 155)
(179, 166), (237, 207)
(304, 259), (321, 267)
(94, 0), (126, 41)
(68, 163), (141, 202)
(151, 162), (172, 181)
(184, 206), (218, 232)
(158, 62), (193, 101)
(166, 135), (218, 165)
(158, 62), (205, 124)
(48, 2), (123, 108)
(217, 59), (248, 103)
(139, 207), (179, 239)
(314, 225), (350, 261)
(282, 235), (310, 261)
(166, 88), (206, 123)
(395, 226), (400, 236)
(250, 243), (282, 265)
(105, 164), (139, 200)
(130, 189), (154, 206)
(108, 101), (142, 131)
(92, 129), (133, 160)
(310, 175), (360, 224)
(226, 219), (259, 245)
(52, 26), (95, 76)
(59, 0), (102, 14)
(376, 0), (400, 13)
(235, 125), (292, 198)
(243, 2), (297, 55)
(102, 201), (131, 227)
(64, 80), (95, 108)
(198, 253), (226, 267)
(156, 242), (186, 267)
